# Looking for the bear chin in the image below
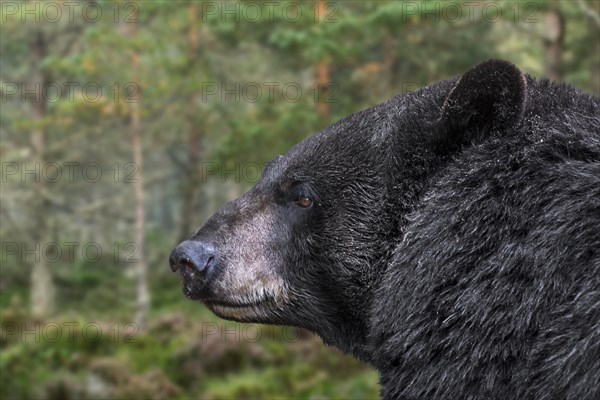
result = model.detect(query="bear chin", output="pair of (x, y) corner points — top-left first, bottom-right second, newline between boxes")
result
(204, 300), (275, 322)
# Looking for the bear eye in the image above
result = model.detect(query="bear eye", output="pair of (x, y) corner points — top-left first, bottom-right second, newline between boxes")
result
(296, 196), (313, 208)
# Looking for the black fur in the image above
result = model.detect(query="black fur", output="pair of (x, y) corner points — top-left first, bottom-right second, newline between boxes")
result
(175, 60), (600, 399)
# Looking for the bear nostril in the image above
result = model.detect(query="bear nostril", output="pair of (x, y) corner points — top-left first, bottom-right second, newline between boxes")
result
(181, 257), (195, 272)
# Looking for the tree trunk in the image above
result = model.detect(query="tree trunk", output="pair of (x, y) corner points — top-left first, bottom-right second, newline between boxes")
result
(384, 30), (396, 90)
(316, 62), (331, 122)
(179, 2), (205, 240)
(576, 0), (600, 93)
(128, 2), (150, 330)
(30, 30), (55, 318)
(179, 125), (204, 240)
(544, 5), (565, 82)
(315, 0), (330, 122)
(593, 36), (600, 94)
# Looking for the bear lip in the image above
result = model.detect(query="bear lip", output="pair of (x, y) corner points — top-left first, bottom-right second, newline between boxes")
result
(203, 299), (264, 309)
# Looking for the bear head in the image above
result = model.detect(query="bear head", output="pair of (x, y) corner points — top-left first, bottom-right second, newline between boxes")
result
(169, 59), (527, 360)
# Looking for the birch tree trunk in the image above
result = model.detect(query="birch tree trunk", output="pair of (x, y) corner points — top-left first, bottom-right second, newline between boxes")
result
(179, 2), (205, 240)
(544, 4), (565, 82)
(128, 2), (150, 330)
(30, 30), (55, 318)
(316, 0), (331, 122)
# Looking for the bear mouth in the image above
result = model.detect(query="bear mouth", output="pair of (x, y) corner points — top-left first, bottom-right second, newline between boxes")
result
(203, 299), (269, 322)
(203, 299), (264, 309)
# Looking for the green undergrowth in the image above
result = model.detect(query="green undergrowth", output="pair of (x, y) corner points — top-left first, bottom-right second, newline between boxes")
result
(0, 264), (379, 399)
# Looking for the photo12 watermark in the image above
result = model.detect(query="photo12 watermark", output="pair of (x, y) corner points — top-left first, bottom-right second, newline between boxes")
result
(2, 321), (139, 343)
(2, 162), (140, 184)
(201, 1), (339, 24)
(197, 162), (267, 184)
(2, 241), (140, 264)
(1, 1), (139, 24)
(1, 82), (139, 104)
(399, 1), (539, 23)
(201, 81), (339, 104)
(200, 322), (318, 344)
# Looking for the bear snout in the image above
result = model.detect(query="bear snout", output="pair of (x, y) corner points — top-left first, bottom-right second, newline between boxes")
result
(169, 240), (216, 277)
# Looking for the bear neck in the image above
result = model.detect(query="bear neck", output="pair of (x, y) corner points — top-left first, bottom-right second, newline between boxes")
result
(318, 305), (375, 363)
(318, 112), (455, 363)
(340, 124), (453, 362)
(320, 253), (395, 364)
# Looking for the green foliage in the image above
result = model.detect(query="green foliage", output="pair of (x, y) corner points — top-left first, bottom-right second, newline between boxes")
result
(0, 289), (379, 399)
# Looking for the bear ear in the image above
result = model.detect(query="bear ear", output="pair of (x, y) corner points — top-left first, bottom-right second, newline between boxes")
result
(439, 59), (527, 145)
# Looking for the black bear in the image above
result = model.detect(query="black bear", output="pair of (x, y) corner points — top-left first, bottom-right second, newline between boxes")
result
(170, 60), (600, 399)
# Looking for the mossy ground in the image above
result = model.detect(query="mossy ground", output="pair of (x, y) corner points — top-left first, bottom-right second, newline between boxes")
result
(0, 263), (379, 399)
